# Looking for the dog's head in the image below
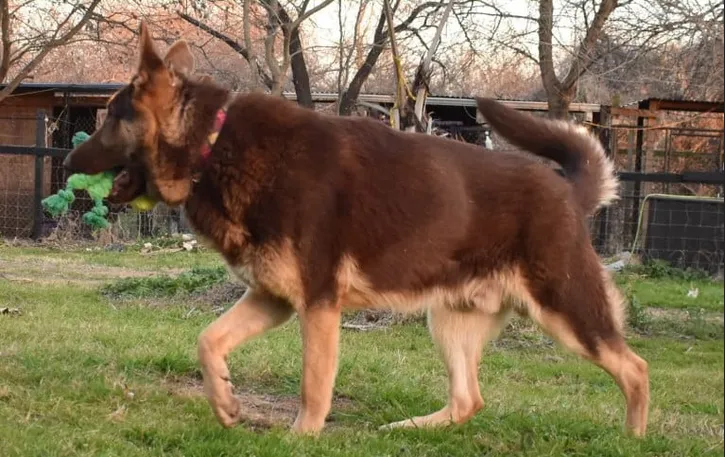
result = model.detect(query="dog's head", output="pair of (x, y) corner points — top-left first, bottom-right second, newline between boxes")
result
(64, 22), (198, 206)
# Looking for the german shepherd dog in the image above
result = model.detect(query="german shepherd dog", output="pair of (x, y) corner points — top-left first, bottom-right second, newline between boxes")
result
(64, 23), (649, 436)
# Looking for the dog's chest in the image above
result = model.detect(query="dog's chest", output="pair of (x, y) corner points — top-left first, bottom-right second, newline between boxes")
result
(226, 261), (257, 287)
(223, 242), (305, 309)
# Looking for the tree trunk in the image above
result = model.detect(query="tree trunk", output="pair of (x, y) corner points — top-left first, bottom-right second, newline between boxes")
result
(546, 88), (574, 120)
(278, 6), (314, 109)
(338, 6), (388, 116)
(338, 43), (383, 115)
(537, 0), (617, 120)
(404, 0), (455, 132)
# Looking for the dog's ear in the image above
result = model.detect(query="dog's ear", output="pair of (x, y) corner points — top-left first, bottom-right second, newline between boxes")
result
(164, 40), (195, 77)
(137, 22), (164, 77)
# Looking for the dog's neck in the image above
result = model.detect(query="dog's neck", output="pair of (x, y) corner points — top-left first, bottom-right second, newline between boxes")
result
(179, 80), (232, 165)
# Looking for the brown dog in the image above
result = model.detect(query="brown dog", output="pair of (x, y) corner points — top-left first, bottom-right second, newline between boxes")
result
(64, 23), (649, 437)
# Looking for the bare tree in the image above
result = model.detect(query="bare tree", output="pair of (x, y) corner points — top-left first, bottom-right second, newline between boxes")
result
(482, 0), (724, 118)
(0, 0), (102, 102)
(338, 0), (475, 116)
(336, 0), (371, 112)
(536, 0), (618, 118)
(401, 0), (455, 131)
(261, 0), (334, 98)
(177, 0), (332, 108)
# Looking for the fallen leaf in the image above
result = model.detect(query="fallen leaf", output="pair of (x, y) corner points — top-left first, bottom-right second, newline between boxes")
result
(0, 307), (21, 316)
(122, 383), (135, 400)
(108, 404), (127, 421)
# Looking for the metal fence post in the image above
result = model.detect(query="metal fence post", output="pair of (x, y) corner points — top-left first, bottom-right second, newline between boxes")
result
(32, 110), (46, 240)
(594, 106), (612, 253)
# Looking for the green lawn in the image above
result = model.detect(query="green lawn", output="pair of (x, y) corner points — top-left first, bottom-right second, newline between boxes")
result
(622, 277), (724, 311)
(0, 245), (723, 456)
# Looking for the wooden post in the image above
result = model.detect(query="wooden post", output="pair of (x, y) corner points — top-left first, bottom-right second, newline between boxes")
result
(593, 107), (611, 253)
(32, 110), (47, 240)
(630, 112), (646, 247)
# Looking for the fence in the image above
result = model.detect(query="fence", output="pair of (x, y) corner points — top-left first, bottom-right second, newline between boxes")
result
(1, 109), (723, 274)
(591, 173), (723, 274)
(0, 110), (190, 240)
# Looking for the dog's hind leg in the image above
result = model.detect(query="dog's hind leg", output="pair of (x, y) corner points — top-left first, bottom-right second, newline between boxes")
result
(523, 264), (650, 437)
(382, 305), (511, 429)
(198, 287), (295, 428)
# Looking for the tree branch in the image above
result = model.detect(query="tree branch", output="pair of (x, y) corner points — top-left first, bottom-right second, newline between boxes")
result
(177, 11), (274, 89)
(242, 0), (262, 89)
(561, 0), (618, 90)
(538, 0), (561, 96)
(1, 0), (11, 82)
(0, 0), (102, 102)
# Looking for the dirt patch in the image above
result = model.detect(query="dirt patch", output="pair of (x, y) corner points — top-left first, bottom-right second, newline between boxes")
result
(0, 256), (182, 286)
(340, 310), (426, 331)
(191, 281), (247, 309)
(646, 307), (724, 323)
(163, 377), (353, 430)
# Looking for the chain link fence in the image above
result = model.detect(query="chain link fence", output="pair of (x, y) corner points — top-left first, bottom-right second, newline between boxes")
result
(0, 107), (191, 241)
(0, 112), (42, 238)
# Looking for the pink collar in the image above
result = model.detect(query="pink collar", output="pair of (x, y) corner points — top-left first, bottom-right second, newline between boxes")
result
(200, 105), (229, 161)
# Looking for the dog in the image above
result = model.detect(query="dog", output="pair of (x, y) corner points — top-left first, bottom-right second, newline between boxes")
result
(64, 22), (649, 437)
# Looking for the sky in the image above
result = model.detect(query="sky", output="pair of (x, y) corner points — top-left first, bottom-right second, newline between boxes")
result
(296, 0), (544, 69)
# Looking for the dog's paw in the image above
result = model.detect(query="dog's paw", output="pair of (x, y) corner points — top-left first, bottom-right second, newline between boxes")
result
(379, 418), (417, 431)
(290, 414), (325, 436)
(213, 395), (243, 428)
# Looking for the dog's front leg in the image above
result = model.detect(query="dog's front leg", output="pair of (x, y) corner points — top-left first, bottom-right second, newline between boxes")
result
(291, 304), (341, 435)
(198, 288), (294, 428)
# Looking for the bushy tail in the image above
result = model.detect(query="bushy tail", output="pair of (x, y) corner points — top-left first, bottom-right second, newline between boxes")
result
(475, 97), (618, 215)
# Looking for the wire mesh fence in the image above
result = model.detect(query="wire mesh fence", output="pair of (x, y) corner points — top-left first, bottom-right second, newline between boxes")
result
(0, 113), (42, 238)
(590, 185), (724, 274)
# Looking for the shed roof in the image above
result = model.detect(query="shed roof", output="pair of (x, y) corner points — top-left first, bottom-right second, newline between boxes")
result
(630, 97), (724, 113)
(1, 83), (602, 114)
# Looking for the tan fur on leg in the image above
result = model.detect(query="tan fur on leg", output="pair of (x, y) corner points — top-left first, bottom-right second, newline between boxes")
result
(292, 305), (342, 435)
(526, 302), (649, 437)
(595, 341), (650, 437)
(382, 306), (511, 429)
(198, 288), (294, 427)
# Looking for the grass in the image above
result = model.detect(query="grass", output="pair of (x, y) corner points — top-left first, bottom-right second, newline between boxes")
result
(100, 266), (229, 299)
(0, 246), (723, 456)
(616, 261), (724, 312)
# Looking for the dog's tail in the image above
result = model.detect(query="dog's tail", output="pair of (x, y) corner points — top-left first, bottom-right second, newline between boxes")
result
(475, 97), (618, 215)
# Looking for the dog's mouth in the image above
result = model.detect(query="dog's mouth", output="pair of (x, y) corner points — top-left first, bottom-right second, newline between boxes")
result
(108, 165), (147, 205)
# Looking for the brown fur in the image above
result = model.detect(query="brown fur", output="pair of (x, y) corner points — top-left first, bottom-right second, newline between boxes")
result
(64, 23), (649, 437)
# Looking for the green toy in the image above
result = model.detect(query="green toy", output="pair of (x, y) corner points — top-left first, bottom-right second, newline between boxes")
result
(41, 131), (156, 230)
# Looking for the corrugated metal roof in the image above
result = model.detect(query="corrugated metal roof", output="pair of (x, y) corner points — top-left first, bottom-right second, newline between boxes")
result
(282, 91), (601, 113)
(623, 97), (724, 113)
(1, 83), (601, 113)
(0, 82), (124, 94)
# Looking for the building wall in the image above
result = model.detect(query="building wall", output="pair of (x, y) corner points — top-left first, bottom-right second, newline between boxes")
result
(0, 94), (54, 237)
